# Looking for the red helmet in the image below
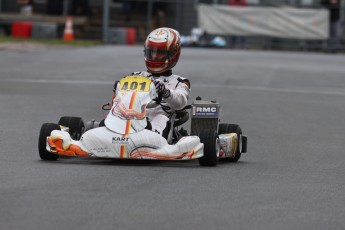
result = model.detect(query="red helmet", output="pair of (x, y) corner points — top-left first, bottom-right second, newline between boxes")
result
(144, 27), (181, 74)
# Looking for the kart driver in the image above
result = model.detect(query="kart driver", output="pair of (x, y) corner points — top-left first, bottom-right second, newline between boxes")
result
(127, 27), (190, 136)
(45, 28), (190, 157)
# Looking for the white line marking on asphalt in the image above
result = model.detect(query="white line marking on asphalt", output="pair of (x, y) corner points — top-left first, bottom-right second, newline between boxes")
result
(2, 78), (345, 96)
(2, 78), (112, 85)
(193, 83), (345, 96)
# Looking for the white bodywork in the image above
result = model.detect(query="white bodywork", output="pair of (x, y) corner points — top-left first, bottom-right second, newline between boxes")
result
(47, 75), (204, 160)
(81, 127), (203, 159)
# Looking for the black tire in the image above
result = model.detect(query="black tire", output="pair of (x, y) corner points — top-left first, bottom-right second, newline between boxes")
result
(218, 123), (228, 135)
(219, 123), (242, 162)
(38, 123), (60, 161)
(58, 116), (84, 140)
(198, 129), (219, 166)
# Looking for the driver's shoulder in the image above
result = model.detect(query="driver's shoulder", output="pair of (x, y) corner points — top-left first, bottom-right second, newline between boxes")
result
(170, 74), (190, 88)
(131, 71), (151, 77)
(169, 74), (188, 82)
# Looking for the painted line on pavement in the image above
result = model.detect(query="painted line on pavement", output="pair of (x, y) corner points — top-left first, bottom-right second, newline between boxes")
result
(2, 78), (345, 96)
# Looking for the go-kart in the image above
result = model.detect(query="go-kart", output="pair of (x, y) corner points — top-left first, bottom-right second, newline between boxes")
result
(38, 75), (247, 166)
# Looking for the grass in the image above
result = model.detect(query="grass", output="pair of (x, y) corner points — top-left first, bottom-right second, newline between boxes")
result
(0, 36), (102, 47)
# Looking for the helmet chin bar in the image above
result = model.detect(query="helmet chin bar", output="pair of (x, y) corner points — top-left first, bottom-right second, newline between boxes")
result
(145, 59), (171, 73)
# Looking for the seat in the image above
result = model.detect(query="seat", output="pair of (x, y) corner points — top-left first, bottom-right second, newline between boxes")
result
(173, 110), (189, 127)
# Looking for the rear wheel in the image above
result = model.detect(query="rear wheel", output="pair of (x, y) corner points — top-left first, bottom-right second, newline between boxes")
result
(219, 124), (242, 162)
(58, 116), (84, 140)
(38, 123), (60, 161)
(198, 129), (219, 166)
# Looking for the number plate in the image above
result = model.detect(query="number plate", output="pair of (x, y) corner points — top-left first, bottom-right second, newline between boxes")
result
(119, 76), (151, 92)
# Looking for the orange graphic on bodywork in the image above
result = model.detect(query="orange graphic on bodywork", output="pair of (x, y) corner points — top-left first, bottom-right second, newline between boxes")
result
(112, 97), (146, 120)
(130, 149), (195, 160)
(47, 137), (90, 157)
(120, 145), (126, 158)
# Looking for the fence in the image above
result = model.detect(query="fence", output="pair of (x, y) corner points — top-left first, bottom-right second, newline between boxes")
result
(0, 0), (344, 51)
(192, 0), (344, 51)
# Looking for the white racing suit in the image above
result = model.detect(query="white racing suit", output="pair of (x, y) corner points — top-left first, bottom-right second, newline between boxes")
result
(132, 71), (190, 135)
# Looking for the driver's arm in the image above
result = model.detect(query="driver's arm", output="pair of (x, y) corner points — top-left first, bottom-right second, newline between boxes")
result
(163, 80), (190, 110)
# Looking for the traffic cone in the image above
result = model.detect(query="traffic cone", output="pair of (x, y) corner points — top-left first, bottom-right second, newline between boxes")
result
(63, 16), (74, 42)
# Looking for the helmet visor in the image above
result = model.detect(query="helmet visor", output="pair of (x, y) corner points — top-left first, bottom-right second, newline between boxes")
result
(144, 48), (173, 61)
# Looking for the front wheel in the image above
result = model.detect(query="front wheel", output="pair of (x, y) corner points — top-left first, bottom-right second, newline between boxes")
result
(198, 129), (219, 166)
(38, 123), (60, 161)
(219, 124), (242, 162)
(58, 116), (84, 140)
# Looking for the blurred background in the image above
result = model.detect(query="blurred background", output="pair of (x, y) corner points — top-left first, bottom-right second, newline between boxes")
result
(0, 0), (344, 51)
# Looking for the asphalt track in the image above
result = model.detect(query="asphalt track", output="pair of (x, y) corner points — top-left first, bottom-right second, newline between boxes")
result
(1, 45), (345, 230)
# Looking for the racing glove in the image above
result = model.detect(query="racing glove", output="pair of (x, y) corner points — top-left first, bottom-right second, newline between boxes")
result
(154, 80), (171, 98)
